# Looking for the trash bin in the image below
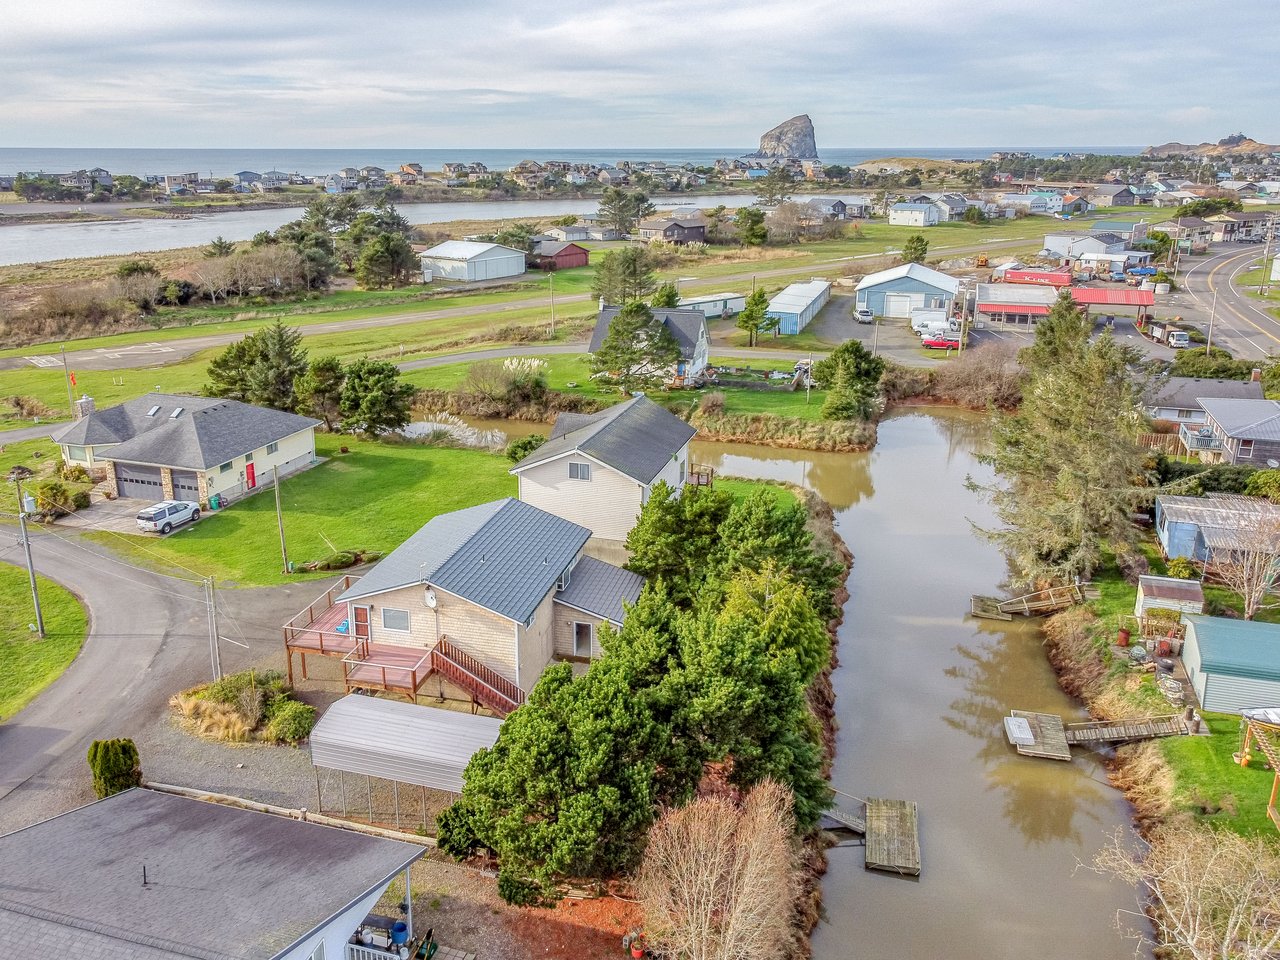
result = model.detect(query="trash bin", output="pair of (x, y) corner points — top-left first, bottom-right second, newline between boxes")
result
(209, 494), (222, 510)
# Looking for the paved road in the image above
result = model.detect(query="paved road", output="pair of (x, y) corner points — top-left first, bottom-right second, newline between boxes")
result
(0, 526), (328, 831)
(0, 423), (58, 444)
(1171, 244), (1279, 360)
(2, 236), (1040, 374)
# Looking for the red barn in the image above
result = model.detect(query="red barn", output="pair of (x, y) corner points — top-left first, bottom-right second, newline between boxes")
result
(533, 241), (590, 271)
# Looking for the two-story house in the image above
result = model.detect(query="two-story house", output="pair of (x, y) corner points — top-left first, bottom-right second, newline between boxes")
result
(637, 218), (706, 244)
(1179, 397), (1280, 464)
(510, 396), (697, 543)
(590, 306), (711, 384)
(1145, 374), (1264, 426)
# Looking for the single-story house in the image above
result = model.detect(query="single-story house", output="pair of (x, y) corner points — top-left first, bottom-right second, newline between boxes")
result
(532, 240), (590, 270)
(766, 280), (832, 335)
(1059, 194), (1094, 215)
(1042, 231), (1125, 258)
(1182, 615), (1280, 714)
(1180, 397), (1280, 464)
(1073, 248), (1155, 273)
(1155, 493), (1280, 561)
(331, 498), (644, 699)
(678, 291), (747, 317)
(1085, 184), (1137, 207)
(856, 263), (959, 318)
(511, 395), (697, 543)
(887, 202), (940, 227)
(1134, 575), (1205, 620)
(638, 218), (706, 244)
(420, 240), (526, 282)
(590, 306), (710, 382)
(0, 787), (424, 960)
(1145, 375), (1265, 425)
(51, 393), (318, 506)
(546, 224), (590, 242)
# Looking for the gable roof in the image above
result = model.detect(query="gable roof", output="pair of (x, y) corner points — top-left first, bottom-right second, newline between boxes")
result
(420, 240), (524, 261)
(590, 306), (707, 361)
(1201, 398), (1280, 440)
(511, 395), (696, 485)
(554, 555), (645, 626)
(889, 202), (937, 212)
(534, 240), (586, 257)
(1087, 232), (1127, 245)
(856, 263), (960, 294)
(1185, 615), (1280, 682)
(0, 788), (422, 960)
(638, 218), (705, 231)
(1146, 377), (1264, 410)
(51, 394), (318, 470)
(1157, 493), (1280, 535)
(337, 498), (589, 624)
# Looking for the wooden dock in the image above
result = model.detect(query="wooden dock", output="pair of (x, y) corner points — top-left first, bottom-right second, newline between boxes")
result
(864, 799), (921, 877)
(1006, 710), (1190, 761)
(971, 583), (1099, 620)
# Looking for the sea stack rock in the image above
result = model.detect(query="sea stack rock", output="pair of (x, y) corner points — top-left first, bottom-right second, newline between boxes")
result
(748, 114), (818, 159)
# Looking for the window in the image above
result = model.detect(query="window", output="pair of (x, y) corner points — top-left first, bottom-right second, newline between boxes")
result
(67, 444), (87, 462)
(266, 441), (279, 455)
(568, 461), (591, 481)
(381, 608), (410, 631)
(1175, 409), (1195, 420)
(573, 622), (593, 658)
(679, 459), (687, 483)
(220, 461), (233, 473)
(1240, 439), (1255, 459)
(168, 407), (184, 419)
(557, 567), (571, 590)
(244, 451), (253, 463)
(308, 943), (325, 960)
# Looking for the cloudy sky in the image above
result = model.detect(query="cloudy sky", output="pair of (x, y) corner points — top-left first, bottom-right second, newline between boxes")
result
(5, 0), (1275, 149)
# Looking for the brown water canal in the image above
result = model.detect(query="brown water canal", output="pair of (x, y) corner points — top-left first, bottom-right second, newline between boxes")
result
(473, 409), (1144, 956)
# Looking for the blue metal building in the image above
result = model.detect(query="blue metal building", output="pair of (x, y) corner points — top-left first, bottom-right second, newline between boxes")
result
(854, 263), (959, 318)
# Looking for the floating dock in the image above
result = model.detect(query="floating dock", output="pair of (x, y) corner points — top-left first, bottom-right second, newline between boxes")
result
(971, 583), (1099, 620)
(825, 793), (920, 876)
(1005, 710), (1190, 761)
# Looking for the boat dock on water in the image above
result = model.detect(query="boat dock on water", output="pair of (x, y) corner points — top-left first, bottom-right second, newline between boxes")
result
(1004, 710), (1193, 761)
(824, 790), (921, 876)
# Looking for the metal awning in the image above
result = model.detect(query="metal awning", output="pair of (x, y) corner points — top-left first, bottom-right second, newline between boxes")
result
(310, 694), (501, 793)
(978, 303), (1051, 315)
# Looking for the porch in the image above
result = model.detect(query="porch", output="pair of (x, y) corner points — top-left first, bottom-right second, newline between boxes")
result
(1178, 423), (1225, 460)
(283, 576), (362, 684)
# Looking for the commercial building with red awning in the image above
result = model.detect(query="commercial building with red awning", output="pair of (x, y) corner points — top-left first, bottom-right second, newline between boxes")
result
(975, 283), (1155, 327)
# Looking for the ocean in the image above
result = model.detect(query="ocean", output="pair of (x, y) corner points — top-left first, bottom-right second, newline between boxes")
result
(0, 146), (1144, 179)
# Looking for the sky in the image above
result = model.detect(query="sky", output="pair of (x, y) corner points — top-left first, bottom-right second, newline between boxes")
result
(4, 0), (1276, 149)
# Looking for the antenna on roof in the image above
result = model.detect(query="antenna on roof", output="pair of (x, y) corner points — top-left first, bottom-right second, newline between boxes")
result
(142, 864), (149, 887)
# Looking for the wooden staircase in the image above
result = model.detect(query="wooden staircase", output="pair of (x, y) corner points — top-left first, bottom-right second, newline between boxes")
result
(971, 582), (1099, 620)
(429, 638), (526, 717)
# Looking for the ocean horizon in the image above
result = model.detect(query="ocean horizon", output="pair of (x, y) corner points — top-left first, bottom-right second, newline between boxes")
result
(0, 145), (1144, 179)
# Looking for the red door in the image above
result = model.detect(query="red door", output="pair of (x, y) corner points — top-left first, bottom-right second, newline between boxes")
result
(245, 462), (256, 490)
(352, 606), (370, 639)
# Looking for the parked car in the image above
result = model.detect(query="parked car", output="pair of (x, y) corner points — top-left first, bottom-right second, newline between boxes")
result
(136, 500), (200, 534)
(921, 335), (961, 350)
(855, 308), (874, 324)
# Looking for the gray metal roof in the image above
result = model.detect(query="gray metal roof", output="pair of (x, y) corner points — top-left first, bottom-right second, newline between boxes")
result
(1146, 377), (1264, 410)
(338, 498), (590, 624)
(310, 695), (501, 793)
(555, 556), (644, 626)
(1158, 493), (1280, 529)
(511, 396), (696, 485)
(1200, 398), (1280, 440)
(0, 788), (422, 960)
(51, 394), (318, 470)
(590, 306), (707, 360)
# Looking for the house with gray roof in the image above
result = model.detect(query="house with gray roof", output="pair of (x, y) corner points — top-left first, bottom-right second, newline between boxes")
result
(51, 393), (318, 505)
(0, 787), (424, 960)
(1145, 375), (1265, 425)
(1180, 397), (1280, 465)
(590, 306), (710, 382)
(330, 497), (643, 692)
(511, 395), (697, 542)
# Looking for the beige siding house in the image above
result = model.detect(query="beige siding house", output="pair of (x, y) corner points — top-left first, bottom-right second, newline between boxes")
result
(511, 396), (697, 544)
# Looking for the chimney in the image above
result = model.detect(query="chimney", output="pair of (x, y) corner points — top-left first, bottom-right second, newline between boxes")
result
(73, 395), (95, 420)
(1252, 368), (1263, 382)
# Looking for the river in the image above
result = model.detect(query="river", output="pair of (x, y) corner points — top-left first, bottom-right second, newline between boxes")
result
(0, 194), (756, 267)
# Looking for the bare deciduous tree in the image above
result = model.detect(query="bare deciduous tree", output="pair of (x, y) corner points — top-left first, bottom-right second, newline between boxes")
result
(930, 342), (1025, 410)
(1093, 824), (1280, 960)
(637, 780), (798, 960)
(1209, 515), (1280, 619)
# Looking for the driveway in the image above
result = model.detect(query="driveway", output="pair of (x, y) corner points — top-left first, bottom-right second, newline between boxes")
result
(52, 496), (149, 534)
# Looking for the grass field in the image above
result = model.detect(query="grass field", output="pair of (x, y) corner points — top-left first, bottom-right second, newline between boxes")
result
(0, 565), (89, 720)
(0, 438), (94, 515)
(84, 433), (517, 586)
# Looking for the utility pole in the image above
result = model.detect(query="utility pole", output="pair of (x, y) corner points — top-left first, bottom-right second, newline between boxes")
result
(13, 478), (44, 638)
(205, 578), (223, 680)
(1206, 289), (1217, 355)
(60, 345), (75, 416)
(1261, 214), (1276, 296)
(805, 352), (812, 404)
(272, 465), (288, 575)
(549, 273), (556, 336)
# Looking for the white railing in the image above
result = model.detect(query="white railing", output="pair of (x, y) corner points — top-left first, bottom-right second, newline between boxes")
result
(348, 944), (397, 960)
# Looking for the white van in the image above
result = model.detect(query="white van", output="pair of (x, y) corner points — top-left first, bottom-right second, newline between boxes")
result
(910, 308), (950, 334)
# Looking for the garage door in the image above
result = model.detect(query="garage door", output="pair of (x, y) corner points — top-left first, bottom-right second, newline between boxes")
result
(114, 463), (164, 499)
(884, 293), (915, 318)
(173, 470), (200, 499)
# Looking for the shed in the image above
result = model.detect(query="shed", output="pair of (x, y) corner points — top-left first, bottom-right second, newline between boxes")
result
(532, 240), (590, 270)
(420, 240), (527, 282)
(1134, 575), (1205, 619)
(766, 280), (832, 335)
(1155, 493), (1280, 561)
(1182, 615), (1280, 714)
(310, 694), (501, 794)
(856, 263), (959, 318)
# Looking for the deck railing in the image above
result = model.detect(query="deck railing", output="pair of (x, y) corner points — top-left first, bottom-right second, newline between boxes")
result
(687, 463), (715, 488)
(432, 638), (526, 714)
(1179, 423), (1225, 453)
(341, 646), (431, 694)
(282, 575), (360, 655)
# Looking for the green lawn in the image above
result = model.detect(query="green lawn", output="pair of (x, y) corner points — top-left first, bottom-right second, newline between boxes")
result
(715, 478), (798, 507)
(83, 434), (517, 586)
(0, 565), (89, 720)
(0, 438), (92, 515)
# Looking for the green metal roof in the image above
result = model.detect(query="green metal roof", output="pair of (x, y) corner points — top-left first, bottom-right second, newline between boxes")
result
(1186, 615), (1280, 682)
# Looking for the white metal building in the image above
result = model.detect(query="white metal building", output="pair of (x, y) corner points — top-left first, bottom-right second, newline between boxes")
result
(419, 240), (527, 282)
(766, 280), (832, 335)
(678, 291), (747, 317)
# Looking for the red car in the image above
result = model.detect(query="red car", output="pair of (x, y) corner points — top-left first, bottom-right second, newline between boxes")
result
(921, 335), (961, 350)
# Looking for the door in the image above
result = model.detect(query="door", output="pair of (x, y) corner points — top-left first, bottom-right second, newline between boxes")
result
(114, 463), (164, 499)
(245, 462), (256, 490)
(352, 605), (370, 640)
(884, 293), (913, 318)
(172, 470), (200, 500)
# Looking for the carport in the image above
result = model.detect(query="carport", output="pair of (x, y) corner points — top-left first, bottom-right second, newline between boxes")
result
(309, 694), (502, 828)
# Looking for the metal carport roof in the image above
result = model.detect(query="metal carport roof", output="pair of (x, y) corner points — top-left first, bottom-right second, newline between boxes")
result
(310, 694), (502, 793)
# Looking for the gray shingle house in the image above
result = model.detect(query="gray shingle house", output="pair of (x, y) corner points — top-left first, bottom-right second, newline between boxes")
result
(590, 306), (710, 382)
(1179, 397), (1280, 465)
(51, 393), (319, 505)
(1146, 375), (1265, 426)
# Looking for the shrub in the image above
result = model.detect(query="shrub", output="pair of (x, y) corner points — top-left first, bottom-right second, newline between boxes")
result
(929, 343), (1025, 409)
(697, 391), (726, 416)
(264, 699), (317, 744)
(496, 869), (543, 907)
(1165, 556), (1196, 579)
(505, 433), (547, 462)
(315, 550), (356, 570)
(6, 395), (54, 419)
(71, 491), (91, 510)
(1245, 468), (1280, 501)
(435, 802), (482, 858)
(204, 669), (287, 707)
(811, 340), (885, 389)
(87, 738), (142, 798)
(34, 479), (73, 517)
(59, 461), (89, 482)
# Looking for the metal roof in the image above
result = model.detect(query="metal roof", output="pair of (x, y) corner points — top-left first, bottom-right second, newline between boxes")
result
(767, 280), (831, 316)
(310, 695), (501, 793)
(0, 788), (422, 960)
(420, 240), (524, 261)
(512, 396), (696, 485)
(976, 283), (1057, 308)
(1158, 493), (1280, 529)
(555, 556), (644, 625)
(1186, 615), (1280, 682)
(1070, 287), (1154, 306)
(1200, 398), (1280, 440)
(590, 306), (707, 360)
(338, 498), (590, 624)
(856, 263), (960, 294)
(889, 202), (937, 212)
(1137, 575), (1204, 604)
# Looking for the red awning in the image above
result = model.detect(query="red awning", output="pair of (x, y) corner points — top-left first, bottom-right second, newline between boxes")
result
(978, 303), (1050, 315)
(1070, 287), (1155, 306)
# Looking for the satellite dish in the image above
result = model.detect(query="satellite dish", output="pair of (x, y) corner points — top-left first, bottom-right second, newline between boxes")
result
(1268, 459), (1280, 469)
(424, 588), (437, 609)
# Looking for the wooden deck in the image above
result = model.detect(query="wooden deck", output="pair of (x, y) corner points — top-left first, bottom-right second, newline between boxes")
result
(342, 642), (433, 699)
(1007, 710), (1190, 761)
(864, 799), (921, 876)
(283, 576), (361, 683)
(1008, 710), (1073, 760)
(971, 583), (1099, 620)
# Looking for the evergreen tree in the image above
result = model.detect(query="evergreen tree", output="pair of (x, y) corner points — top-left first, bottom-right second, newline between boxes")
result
(597, 186), (656, 235)
(87, 738), (142, 798)
(625, 482), (734, 603)
(651, 281), (680, 308)
(1023, 289), (1092, 372)
(591, 247), (659, 305)
(205, 331), (264, 402)
(589, 301), (682, 392)
(735, 288), (772, 346)
(901, 233), (929, 264)
(811, 338), (886, 389)
(294, 355), (346, 429)
(821, 362), (878, 422)
(354, 231), (417, 289)
(735, 207), (767, 246)
(245, 320), (308, 411)
(752, 167), (794, 205)
(339, 358), (416, 436)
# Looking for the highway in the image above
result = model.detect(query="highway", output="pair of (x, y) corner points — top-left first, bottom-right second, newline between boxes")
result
(1169, 244), (1279, 360)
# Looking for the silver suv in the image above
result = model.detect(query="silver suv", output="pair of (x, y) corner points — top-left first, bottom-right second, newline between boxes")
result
(136, 500), (200, 534)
